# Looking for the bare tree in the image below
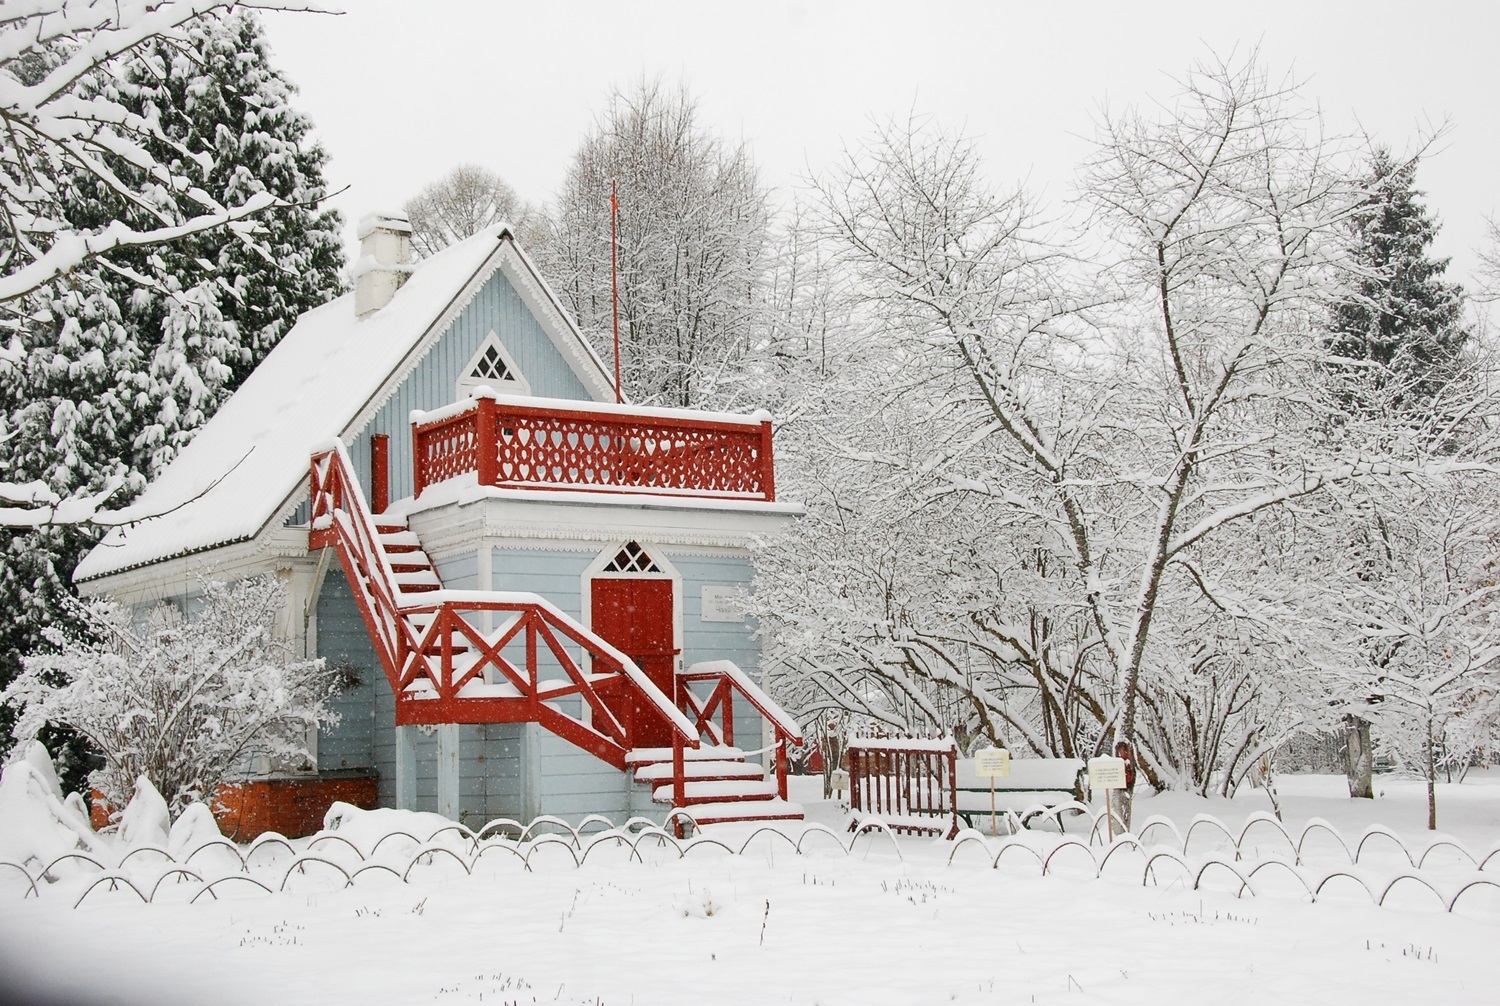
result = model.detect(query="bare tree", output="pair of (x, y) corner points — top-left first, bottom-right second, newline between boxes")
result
(402, 163), (538, 258)
(540, 78), (770, 408)
(756, 56), (1498, 827)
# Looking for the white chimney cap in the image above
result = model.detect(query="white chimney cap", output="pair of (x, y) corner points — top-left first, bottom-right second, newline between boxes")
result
(356, 210), (412, 240)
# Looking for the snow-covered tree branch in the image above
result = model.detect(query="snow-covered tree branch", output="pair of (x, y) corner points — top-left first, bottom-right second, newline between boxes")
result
(0, 0), (333, 306)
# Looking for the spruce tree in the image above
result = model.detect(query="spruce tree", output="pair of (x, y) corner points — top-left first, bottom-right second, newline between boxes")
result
(0, 12), (344, 784)
(1328, 149), (1468, 415)
(1327, 149), (1469, 799)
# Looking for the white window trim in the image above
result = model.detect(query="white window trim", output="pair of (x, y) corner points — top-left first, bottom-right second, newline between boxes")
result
(456, 330), (530, 399)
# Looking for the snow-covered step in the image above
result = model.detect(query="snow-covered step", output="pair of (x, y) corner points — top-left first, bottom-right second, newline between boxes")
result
(632, 759), (763, 783)
(652, 778), (779, 805)
(626, 745), (745, 765)
(394, 570), (441, 591)
(388, 558), (435, 575)
(678, 799), (804, 825)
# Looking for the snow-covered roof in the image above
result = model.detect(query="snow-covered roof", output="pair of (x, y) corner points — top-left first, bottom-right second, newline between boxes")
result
(76, 225), (605, 583)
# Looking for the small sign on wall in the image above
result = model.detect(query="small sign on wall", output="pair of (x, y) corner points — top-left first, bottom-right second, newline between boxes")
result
(700, 585), (748, 623)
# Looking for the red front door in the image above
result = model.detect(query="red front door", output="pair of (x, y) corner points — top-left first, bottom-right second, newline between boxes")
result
(591, 577), (678, 748)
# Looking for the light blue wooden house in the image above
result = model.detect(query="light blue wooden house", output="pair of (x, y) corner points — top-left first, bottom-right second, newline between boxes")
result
(75, 213), (803, 836)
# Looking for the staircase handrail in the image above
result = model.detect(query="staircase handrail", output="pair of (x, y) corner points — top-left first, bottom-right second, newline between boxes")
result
(679, 659), (803, 743)
(402, 589), (697, 741)
(678, 659), (801, 802)
(310, 440), (408, 667)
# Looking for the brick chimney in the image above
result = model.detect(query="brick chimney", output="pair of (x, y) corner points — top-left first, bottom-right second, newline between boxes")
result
(353, 211), (413, 318)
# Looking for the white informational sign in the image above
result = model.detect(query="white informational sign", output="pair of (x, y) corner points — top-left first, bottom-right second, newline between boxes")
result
(974, 748), (1011, 777)
(700, 585), (747, 623)
(1087, 756), (1128, 790)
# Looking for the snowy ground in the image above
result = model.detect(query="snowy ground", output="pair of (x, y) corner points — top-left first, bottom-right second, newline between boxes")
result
(3, 773), (1499, 1006)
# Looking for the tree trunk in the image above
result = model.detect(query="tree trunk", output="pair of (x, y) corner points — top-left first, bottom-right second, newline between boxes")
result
(1344, 714), (1374, 799)
(1425, 721), (1437, 831)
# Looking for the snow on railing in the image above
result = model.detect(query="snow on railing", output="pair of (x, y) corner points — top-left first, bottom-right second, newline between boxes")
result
(410, 389), (776, 502)
(846, 737), (960, 839)
(678, 660), (805, 800)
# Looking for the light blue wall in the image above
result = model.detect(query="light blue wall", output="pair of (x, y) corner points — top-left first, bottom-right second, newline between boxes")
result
(490, 547), (589, 613)
(344, 269), (599, 510)
(316, 541), (769, 820)
(316, 568), (379, 773)
(672, 553), (764, 764)
(434, 551), (478, 591)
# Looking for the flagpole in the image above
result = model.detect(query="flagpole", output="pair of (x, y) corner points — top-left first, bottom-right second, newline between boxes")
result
(611, 179), (622, 404)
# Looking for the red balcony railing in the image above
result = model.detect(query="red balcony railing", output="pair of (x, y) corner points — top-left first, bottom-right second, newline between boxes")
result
(411, 391), (776, 502)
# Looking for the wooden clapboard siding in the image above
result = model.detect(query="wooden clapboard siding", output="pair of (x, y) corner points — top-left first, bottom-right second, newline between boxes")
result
(673, 554), (767, 764)
(433, 551), (478, 590)
(373, 670), (396, 807)
(490, 547), (590, 614)
(345, 270), (600, 509)
(460, 723), (525, 822)
(315, 567), (378, 772)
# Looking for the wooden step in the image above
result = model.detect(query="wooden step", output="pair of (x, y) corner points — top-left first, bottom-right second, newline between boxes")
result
(388, 560), (434, 574)
(626, 745), (745, 765)
(652, 778), (779, 805)
(375, 523), (409, 535)
(677, 799), (804, 825)
(394, 570), (441, 587)
(632, 760), (762, 783)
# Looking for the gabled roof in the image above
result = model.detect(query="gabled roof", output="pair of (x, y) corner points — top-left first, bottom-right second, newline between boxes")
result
(75, 226), (615, 583)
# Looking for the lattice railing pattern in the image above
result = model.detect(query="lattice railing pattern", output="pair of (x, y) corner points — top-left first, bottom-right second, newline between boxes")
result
(413, 395), (775, 501)
(414, 410), (479, 487)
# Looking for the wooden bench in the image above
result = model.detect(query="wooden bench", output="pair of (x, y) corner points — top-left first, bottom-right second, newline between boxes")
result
(953, 757), (1090, 832)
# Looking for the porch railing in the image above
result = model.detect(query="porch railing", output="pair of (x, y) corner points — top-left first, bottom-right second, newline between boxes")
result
(411, 389), (776, 502)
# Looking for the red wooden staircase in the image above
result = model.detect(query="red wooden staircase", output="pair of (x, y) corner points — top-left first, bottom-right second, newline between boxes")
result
(308, 441), (803, 825)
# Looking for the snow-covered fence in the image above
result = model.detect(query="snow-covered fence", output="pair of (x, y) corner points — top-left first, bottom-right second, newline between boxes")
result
(846, 737), (959, 838)
(5, 807), (1498, 916)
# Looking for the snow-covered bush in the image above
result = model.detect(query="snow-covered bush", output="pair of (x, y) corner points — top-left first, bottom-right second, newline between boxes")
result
(2, 575), (342, 818)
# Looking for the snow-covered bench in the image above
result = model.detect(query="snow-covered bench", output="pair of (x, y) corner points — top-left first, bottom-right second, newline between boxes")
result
(953, 757), (1089, 831)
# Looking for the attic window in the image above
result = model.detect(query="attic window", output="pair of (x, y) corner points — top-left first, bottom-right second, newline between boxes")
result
(602, 541), (661, 574)
(471, 343), (513, 381)
(456, 331), (529, 398)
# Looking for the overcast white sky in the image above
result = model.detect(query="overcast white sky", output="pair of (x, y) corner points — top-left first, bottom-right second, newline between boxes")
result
(262, 0), (1498, 283)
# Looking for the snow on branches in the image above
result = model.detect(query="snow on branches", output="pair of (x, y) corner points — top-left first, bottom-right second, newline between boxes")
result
(754, 55), (1500, 820)
(2, 575), (344, 817)
(0, 0), (330, 306)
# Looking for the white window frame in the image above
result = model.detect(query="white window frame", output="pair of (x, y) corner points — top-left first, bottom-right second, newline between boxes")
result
(456, 330), (530, 398)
